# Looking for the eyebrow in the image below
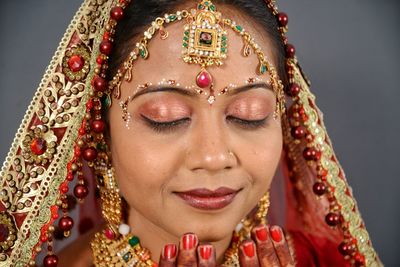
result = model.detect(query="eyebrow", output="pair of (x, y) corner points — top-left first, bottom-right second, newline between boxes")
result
(129, 82), (273, 101)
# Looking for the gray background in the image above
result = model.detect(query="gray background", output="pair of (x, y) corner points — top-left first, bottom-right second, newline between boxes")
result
(0, 0), (398, 265)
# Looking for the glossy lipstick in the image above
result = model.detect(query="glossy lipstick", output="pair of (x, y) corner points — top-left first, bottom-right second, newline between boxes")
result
(174, 187), (239, 210)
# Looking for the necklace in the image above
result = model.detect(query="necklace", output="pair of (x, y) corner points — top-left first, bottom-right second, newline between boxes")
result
(91, 224), (241, 266)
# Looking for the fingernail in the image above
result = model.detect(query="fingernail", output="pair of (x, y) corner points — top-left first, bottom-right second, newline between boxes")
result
(163, 244), (177, 260)
(255, 226), (268, 242)
(182, 233), (197, 250)
(243, 241), (255, 258)
(199, 245), (213, 260)
(270, 227), (282, 242)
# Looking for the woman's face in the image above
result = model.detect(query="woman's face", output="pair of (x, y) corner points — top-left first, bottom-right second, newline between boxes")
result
(108, 10), (283, 242)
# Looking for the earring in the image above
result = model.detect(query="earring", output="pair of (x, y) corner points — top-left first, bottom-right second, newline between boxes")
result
(255, 191), (270, 225)
(99, 167), (123, 236)
(236, 191), (270, 241)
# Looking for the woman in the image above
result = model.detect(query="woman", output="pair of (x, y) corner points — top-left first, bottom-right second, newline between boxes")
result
(0, 0), (382, 266)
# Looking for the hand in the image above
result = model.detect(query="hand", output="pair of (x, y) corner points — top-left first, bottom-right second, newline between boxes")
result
(158, 225), (294, 267)
(239, 225), (295, 267)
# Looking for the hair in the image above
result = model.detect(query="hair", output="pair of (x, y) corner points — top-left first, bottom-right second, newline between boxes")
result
(107, 0), (287, 86)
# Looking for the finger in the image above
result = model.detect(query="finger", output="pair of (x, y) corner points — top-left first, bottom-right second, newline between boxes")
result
(159, 243), (177, 267)
(238, 240), (260, 267)
(177, 233), (198, 267)
(197, 244), (216, 267)
(251, 225), (280, 267)
(270, 226), (295, 267)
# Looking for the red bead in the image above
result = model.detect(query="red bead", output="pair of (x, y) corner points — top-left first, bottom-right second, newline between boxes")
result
(96, 55), (104, 65)
(303, 147), (321, 161)
(43, 254), (58, 267)
(74, 184), (89, 199)
(104, 228), (115, 240)
(82, 147), (97, 161)
(291, 126), (305, 139)
(74, 146), (81, 157)
(277, 12), (288, 27)
(313, 182), (326, 196)
(40, 234), (48, 243)
(288, 83), (301, 96)
(66, 173), (74, 181)
(86, 98), (93, 109)
(67, 55), (85, 72)
(338, 241), (355, 256)
(196, 70), (212, 88)
(325, 212), (340, 226)
(58, 216), (74, 231)
(111, 6), (124, 21)
(285, 44), (296, 58)
(30, 138), (47, 155)
(100, 40), (112, 55)
(93, 75), (108, 92)
(60, 182), (69, 194)
(92, 120), (106, 133)
(354, 252), (365, 267)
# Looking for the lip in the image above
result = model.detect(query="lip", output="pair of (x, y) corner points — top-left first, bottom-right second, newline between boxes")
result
(174, 187), (240, 210)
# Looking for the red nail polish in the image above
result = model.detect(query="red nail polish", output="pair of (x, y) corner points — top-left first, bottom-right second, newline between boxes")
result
(182, 233), (196, 250)
(243, 242), (255, 258)
(199, 245), (212, 260)
(255, 227), (268, 242)
(163, 244), (177, 260)
(270, 227), (282, 242)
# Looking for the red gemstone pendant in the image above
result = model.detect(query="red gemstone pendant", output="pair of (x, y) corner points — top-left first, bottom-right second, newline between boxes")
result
(30, 138), (47, 155)
(196, 69), (212, 88)
(68, 55), (85, 72)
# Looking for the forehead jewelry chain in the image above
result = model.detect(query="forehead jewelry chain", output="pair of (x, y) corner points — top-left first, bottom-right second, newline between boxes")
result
(182, 0), (227, 90)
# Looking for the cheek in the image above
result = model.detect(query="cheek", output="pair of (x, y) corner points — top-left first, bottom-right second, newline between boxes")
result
(238, 121), (283, 189)
(108, 111), (183, 202)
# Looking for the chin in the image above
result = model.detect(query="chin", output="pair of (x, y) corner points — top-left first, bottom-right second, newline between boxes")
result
(174, 210), (241, 242)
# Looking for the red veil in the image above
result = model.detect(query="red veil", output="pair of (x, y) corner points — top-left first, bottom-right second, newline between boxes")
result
(0, 0), (381, 266)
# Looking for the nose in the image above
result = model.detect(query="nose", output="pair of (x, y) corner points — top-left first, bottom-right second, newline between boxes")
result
(185, 115), (238, 173)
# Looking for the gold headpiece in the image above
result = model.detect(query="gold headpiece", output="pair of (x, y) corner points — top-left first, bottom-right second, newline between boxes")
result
(109, 0), (284, 113)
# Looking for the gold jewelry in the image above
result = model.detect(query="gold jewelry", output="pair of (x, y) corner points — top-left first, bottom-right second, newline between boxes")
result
(256, 191), (270, 225)
(92, 167), (157, 266)
(109, 0), (285, 114)
(99, 167), (122, 229)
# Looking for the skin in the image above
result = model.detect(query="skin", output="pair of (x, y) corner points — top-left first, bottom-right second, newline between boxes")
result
(59, 4), (294, 266)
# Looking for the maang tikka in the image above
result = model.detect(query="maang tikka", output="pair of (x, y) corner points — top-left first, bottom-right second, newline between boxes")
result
(181, 0), (227, 89)
(109, 0), (285, 113)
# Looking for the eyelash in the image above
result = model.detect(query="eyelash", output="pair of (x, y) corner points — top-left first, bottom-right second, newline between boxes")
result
(141, 114), (268, 133)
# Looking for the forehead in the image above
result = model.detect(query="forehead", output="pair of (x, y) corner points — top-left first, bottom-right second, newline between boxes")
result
(120, 6), (275, 96)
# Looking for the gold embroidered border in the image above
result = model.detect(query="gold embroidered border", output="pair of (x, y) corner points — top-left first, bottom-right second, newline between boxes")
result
(291, 59), (381, 266)
(0, 0), (113, 266)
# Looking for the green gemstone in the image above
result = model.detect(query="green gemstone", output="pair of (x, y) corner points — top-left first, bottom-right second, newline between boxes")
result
(198, 4), (203, 9)
(260, 64), (267, 74)
(101, 95), (111, 109)
(169, 15), (177, 21)
(235, 25), (243, 32)
(222, 35), (227, 41)
(129, 236), (140, 247)
(122, 252), (131, 262)
(184, 30), (189, 36)
(96, 143), (106, 151)
(210, 4), (216, 11)
(183, 36), (189, 42)
(221, 47), (226, 53)
(140, 49), (146, 58)
(222, 41), (227, 47)
(183, 42), (188, 48)
(204, 1), (209, 6)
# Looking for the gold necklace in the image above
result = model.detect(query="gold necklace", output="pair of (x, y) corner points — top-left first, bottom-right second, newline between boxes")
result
(91, 227), (240, 266)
